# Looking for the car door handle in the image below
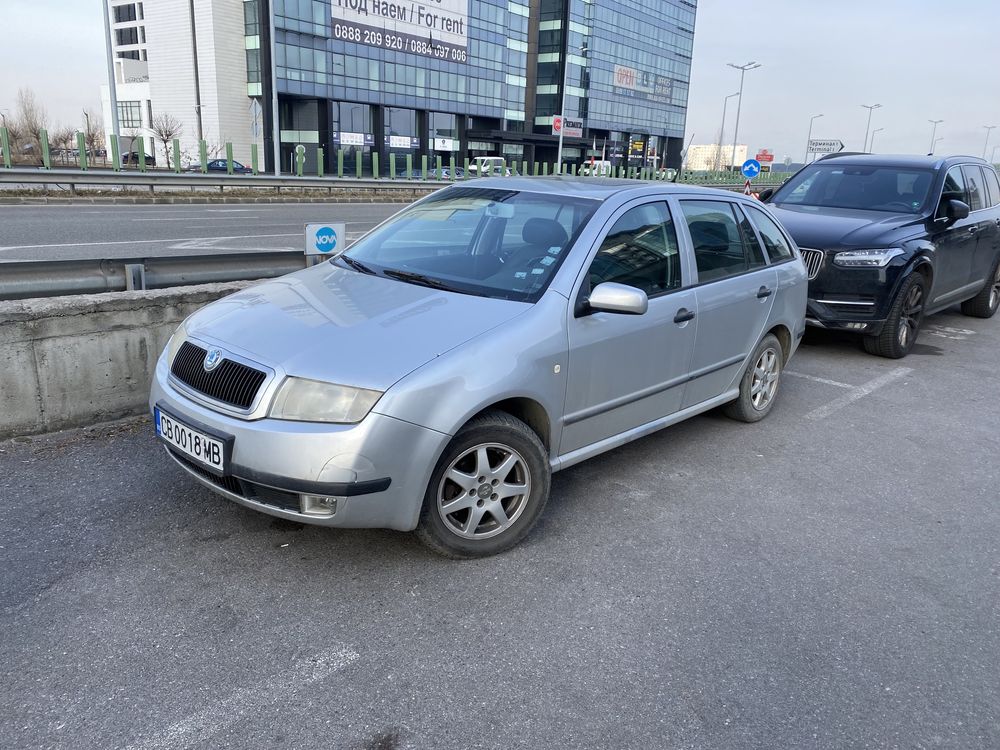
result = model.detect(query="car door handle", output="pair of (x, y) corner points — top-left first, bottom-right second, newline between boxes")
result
(674, 308), (695, 324)
(968, 226), (980, 234)
(756, 286), (773, 299)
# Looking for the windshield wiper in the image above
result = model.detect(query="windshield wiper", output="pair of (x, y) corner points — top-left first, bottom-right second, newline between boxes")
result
(334, 254), (376, 275)
(382, 268), (460, 292)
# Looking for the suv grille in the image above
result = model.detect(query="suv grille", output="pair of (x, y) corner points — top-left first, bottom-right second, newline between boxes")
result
(800, 248), (825, 280)
(170, 341), (267, 411)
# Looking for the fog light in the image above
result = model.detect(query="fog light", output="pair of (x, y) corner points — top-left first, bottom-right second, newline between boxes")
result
(845, 323), (868, 330)
(300, 495), (340, 517)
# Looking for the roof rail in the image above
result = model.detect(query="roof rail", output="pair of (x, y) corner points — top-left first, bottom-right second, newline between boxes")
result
(816, 151), (865, 160)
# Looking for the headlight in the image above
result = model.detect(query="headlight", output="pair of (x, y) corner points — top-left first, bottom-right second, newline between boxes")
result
(833, 248), (904, 268)
(269, 377), (382, 424)
(165, 325), (187, 366)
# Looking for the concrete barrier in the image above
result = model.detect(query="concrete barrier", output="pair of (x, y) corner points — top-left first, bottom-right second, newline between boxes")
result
(0, 282), (251, 440)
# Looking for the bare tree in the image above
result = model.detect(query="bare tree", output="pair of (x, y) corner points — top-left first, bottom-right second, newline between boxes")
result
(4, 119), (26, 163)
(52, 126), (76, 164)
(16, 88), (48, 164)
(82, 111), (106, 164)
(151, 112), (183, 170)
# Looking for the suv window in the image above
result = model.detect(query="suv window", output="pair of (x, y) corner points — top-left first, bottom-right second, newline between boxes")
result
(962, 165), (985, 211)
(938, 166), (969, 218)
(983, 167), (1000, 208)
(587, 202), (681, 296)
(746, 205), (795, 262)
(680, 200), (760, 282)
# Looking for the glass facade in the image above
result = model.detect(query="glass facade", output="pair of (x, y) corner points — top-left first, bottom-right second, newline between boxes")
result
(257, 0), (695, 172)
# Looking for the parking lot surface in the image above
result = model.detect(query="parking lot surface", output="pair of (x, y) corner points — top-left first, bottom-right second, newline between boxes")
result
(0, 203), (401, 261)
(2, 310), (999, 749)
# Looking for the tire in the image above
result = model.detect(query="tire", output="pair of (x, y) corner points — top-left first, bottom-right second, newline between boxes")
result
(724, 333), (783, 423)
(415, 411), (551, 559)
(863, 272), (926, 358)
(960, 259), (1000, 319)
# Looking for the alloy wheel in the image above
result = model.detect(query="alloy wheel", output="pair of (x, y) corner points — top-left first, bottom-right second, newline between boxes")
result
(750, 347), (780, 411)
(990, 264), (1000, 312)
(437, 443), (531, 540)
(899, 283), (924, 350)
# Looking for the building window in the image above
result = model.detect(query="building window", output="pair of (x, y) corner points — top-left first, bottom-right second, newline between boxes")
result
(113, 4), (137, 23)
(117, 50), (140, 60)
(246, 49), (261, 84)
(244, 0), (260, 36)
(115, 27), (139, 46)
(118, 101), (143, 129)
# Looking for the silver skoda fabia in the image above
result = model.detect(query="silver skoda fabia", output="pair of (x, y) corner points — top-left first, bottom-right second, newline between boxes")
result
(151, 178), (807, 557)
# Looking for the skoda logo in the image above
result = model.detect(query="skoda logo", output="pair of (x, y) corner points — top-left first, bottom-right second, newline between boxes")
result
(315, 226), (337, 254)
(203, 348), (223, 372)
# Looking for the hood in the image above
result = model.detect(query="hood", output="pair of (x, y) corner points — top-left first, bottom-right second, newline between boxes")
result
(768, 203), (926, 250)
(183, 263), (530, 391)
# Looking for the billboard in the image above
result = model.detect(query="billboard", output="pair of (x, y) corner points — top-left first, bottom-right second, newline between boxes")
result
(332, 0), (469, 63)
(613, 65), (673, 105)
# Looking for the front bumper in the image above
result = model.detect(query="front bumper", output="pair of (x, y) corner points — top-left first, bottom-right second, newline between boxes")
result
(804, 258), (908, 336)
(150, 353), (449, 531)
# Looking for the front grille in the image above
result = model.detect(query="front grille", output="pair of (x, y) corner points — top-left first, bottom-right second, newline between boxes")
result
(171, 341), (267, 411)
(168, 449), (301, 513)
(800, 248), (825, 280)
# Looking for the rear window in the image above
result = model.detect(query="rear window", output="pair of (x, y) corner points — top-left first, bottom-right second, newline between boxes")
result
(774, 164), (934, 214)
(983, 167), (1000, 207)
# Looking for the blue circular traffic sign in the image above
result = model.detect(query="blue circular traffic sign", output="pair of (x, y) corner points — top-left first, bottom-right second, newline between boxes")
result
(741, 159), (762, 179)
(314, 226), (338, 254)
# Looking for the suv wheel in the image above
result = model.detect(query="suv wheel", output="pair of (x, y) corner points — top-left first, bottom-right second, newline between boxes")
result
(863, 272), (926, 358)
(415, 411), (550, 559)
(724, 333), (783, 423)
(960, 260), (1000, 319)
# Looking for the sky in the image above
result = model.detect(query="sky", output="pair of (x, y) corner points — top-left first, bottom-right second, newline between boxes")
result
(1, 0), (998, 160)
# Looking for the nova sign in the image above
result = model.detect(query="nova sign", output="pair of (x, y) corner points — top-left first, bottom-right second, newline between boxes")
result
(333, 0), (469, 63)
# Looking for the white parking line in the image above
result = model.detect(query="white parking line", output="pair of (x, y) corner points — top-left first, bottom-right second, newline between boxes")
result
(125, 646), (358, 750)
(784, 371), (855, 389)
(923, 324), (977, 341)
(805, 367), (913, 421)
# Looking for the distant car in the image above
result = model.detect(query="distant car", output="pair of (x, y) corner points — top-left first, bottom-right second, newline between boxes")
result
(122, 151), (156, 167)
(468, 156), (511, 177)
(764, 154), (1000, 358)
(201, 159), (252, 174)
(150, 178), (806, 557)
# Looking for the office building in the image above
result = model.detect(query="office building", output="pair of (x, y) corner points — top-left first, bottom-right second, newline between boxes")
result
(102, 0), (696, 173)
(685, 143), (748, 172)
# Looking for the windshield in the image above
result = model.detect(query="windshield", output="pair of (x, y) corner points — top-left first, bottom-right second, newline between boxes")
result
(333, 187), (599, 302)
(773, 164), (934, 214)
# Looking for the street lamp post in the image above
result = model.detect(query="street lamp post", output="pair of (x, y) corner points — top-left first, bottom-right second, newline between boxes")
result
(804, 113), (823, 163)
(991, 145), (999, 164)
(714, 92), (740, 171)
(556, 42), (587, 173)
(870, 127), (885, 152)
(932, 136), (943, 154)
(728, 61), (762, 172)
(927, 119), (943, 153)
(983, 125), (997, 159)
(861, 103), (882, 152)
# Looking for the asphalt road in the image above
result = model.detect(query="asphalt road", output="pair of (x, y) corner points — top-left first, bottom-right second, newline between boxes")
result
(2, 313), (1000, 749)
(0, 204), (403, 262)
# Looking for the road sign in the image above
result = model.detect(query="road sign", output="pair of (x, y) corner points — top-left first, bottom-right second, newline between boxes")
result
(305, 223), (346, 257)
(743, 179), (753, 196)
(755, 149), (774, 163)
(808, 139), (844, 154)
(552, 116), (583, 138)
(741, 159), (762, 179)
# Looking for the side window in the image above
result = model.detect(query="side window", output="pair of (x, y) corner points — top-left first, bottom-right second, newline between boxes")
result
(962, 165), (985, 211)
(938, 166), (969, 218)
(587, 202), (681, 297)
(983, 167), (1000, 208)
(735, 206), (768, 269)
(680, 200), (757, 282)
(746, 205), (795, 262)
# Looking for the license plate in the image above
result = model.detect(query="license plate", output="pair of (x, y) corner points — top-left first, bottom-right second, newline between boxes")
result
(155, 407), (226, 473)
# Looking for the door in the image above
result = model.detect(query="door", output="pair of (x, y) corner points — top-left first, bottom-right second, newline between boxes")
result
(562, 201), (697, 456)
(676, 198), (777, 408)
(964, 165), (1000, 285)
(930, 165), (981, 304)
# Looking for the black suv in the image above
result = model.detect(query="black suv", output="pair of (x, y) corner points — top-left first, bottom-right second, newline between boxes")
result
(763, 154), (1000, 357)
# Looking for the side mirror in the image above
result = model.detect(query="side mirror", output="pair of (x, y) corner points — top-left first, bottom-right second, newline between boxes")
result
(945, 199), (970, 221)
(758, 188), (774, 202)
(587, 282), (648, 315)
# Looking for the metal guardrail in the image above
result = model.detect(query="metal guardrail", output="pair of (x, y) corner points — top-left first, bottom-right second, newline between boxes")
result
(0, 167), (785, 194)
(0, 252), (307, 301)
